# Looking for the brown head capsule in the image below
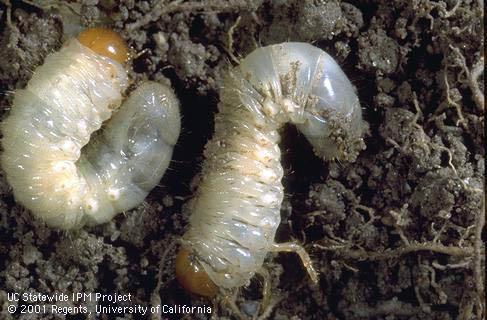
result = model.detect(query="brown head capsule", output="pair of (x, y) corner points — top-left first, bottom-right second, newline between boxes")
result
(77, 27), (130, 64)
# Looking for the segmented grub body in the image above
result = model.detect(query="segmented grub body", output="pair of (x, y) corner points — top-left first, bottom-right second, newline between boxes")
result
(1, 35), (180, 230)
(179, 42), (365, 291)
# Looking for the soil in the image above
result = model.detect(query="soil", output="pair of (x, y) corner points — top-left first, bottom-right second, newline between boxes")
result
(0, 0), (484, 319)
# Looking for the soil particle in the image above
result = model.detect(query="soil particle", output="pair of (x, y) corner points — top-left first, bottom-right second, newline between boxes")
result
(167, 34), (221, 93)
(261, 0), (363, 43)
(358, 28), (400, 75)
(0, 9), (62, 91)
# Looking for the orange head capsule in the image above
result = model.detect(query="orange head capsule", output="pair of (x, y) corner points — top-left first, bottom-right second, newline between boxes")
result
(77, 28), (130, 64)
(175, 247), (218, 298)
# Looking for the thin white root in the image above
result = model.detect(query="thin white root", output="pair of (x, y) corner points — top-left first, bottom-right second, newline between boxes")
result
(271, 242), (319, 284)
(449, 45), (484, 112)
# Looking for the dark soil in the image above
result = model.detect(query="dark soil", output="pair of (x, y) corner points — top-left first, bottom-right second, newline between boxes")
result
(0, 1), (484, 319)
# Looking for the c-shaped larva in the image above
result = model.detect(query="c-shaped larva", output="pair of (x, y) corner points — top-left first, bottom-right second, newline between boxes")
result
(176, 42), (365, 297)
(1, 28), (181, 230)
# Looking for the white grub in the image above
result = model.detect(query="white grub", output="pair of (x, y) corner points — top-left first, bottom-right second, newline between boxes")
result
(183, 42), (365, 289)
(1, 40), (180, 230)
